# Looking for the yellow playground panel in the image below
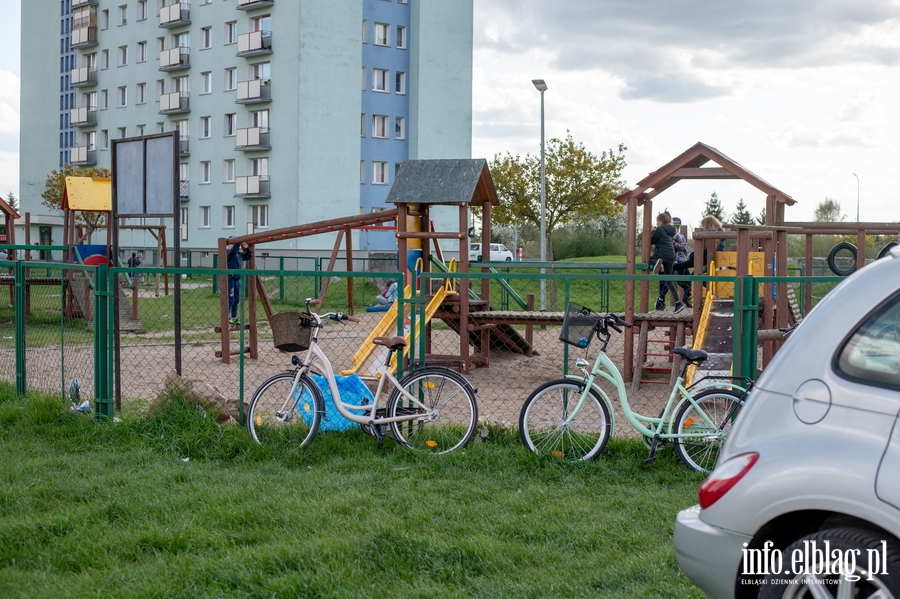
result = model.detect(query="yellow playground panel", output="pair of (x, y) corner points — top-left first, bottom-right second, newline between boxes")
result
(710, 251), (765, 298)
(62, 177), (112, 211)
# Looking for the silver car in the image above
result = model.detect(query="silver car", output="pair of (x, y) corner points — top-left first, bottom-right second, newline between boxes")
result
(675, 246), (900, 599)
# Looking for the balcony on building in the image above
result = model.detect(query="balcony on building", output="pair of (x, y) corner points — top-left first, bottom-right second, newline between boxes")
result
(236, 79), (271, 104)
(71, 24), (98, 48)
(72, 0), (99, 7)
(235, 127), (270, 151)
(70, 106), (97, 127)
(70, 66), (98, 87)
(235, 175), (270, 198)
(70, 146), (97, 166)
(179, 180), (190, 199)
(159, 91), (190, 114)
(236, 0), (274, 10)
(159, 2), (191, 28)
(179, 137), (190, 156)
(159, 46), (191, 71)
(236, 31), (272, 57)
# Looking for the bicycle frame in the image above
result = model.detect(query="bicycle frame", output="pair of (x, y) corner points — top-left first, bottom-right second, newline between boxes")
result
(563, 347), (748, 440)
(286, 322), (436, 427)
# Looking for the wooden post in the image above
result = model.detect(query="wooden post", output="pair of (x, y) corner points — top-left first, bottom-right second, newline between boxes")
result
(624, 199), (637, 381)
(345, 228), (354, 315)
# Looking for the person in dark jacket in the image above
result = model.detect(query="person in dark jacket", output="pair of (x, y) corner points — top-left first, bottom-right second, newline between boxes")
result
(227, 238), (252, 326)
(650, 211), (683, 312)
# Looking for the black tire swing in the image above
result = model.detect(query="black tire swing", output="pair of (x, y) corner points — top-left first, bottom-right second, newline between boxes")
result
(827, 241), (900, 276)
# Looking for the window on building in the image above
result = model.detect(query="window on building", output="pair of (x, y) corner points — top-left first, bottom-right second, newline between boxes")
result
(374, 23), (389, 46)
(118, 5), (127, 25)
(224, 159), (235, 182)
(117, 127), (127, 139)
(250, 15), (270, 33)
(180, 163), (189, 184)
(201, 27), (212, 49)
(360, 114), (366, 137)
(201, 71), (212, 94)
(100, 89), (109, 109)
(361, 67), (367, 90)
(137, 41), (147, 62)
(155, 122), (165, 133)
(180, 207), (189, 240)
(200, 206), (211, 228)
(360, 161), (366, 184)
(200, 161), (211, 184)
(395, 116), (406, 140)
(174, 119), (188, 141)
(116, 86), (127, 108)
(251, 62), (270, 82)
(94, 130), (104, 151)
(373, 162), (388, 185)
(199, 116), (211, 138)
(118, 45), (128, 67)
(156, 79), (165, 101)
(373, 68), (388, 92)
(100, 49), (109, 70)
(157, 37), (166, 56)
(225, 21), (237, 45)
(85, 52), (97, 68)
(251, 157), (269, 176)
(223, 205), (235, 228)
(372, 115), (388, 138)
(175, 31), (190, 49)
(250, 109), (269, 129)
(397, 26), (407, 49)
(361, 20), (367, 43)
(136, 82), (146, 104)
(137, 124), (146, 136)
(174, 75), (189, 93)
(395, 71), (406, 94)
(224, 67), (237, 90)
(101, 9), (109, 29)
(137, 0), (148, 21)
(224, 113), (236, 136)
(251, 204), (268, 228)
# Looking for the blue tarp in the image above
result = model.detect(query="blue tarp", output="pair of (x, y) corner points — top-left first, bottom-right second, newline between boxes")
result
(297, 373), (374, 431)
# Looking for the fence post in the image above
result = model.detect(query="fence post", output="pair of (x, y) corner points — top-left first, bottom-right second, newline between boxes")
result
(14, 260), (26, 395)
(733, 275), (759, 381)
(93, 265), (114, 419)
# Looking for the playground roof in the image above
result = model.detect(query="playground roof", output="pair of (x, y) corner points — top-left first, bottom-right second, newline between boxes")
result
(386, 159), (499, 207)
(0, 196), (19, 219)
(615, 142), (795, 207)
(62, 177), (112, 212)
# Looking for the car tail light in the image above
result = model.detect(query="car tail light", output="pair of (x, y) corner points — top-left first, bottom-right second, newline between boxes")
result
(698, 452), (759, 509)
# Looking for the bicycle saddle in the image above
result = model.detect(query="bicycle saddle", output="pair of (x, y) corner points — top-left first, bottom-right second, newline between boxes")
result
(673, 347), (708, 363)
(373, 336), (407, 350)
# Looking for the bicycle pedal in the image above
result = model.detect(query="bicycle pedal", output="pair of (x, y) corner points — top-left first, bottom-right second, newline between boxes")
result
(643, 456), (657, 465)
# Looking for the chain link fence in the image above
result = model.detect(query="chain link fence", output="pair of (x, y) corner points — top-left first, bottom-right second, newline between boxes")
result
(3, 254), (846, 436)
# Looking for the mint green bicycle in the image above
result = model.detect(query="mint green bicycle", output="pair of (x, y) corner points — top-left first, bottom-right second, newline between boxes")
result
(519, 303), (751, 472)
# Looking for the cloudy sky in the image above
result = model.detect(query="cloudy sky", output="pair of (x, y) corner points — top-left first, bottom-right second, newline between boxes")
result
(2, 0), (900, 230)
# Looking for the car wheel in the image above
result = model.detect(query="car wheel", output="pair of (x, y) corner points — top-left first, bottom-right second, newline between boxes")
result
(505, 257), (512, 261)
(758, 527), (900, 598)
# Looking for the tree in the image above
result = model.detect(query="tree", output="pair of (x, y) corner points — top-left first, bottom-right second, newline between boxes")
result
(703, 191), (727, 222)
(755, 208), (766, 226)
(42, 164), (112, 239)
(5, 192), (18, 213)
(814, 198), (844, 222)
(731, 198), (754, 225)
(488, 132), (627, 262)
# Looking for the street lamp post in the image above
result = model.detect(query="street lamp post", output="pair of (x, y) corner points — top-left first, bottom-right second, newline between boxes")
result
(852, 172), (859, 222)
(532, 79), (547, 311)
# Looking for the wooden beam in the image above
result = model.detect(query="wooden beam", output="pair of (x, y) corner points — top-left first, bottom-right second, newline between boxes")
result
(670, 167), (739, 179)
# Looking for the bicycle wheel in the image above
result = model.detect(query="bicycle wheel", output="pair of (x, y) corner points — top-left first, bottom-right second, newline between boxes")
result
(246, 372), (322, 446)
(519, 380), (611, 461)
(388, 367), (478, 454)
(673, 388), (744, 472)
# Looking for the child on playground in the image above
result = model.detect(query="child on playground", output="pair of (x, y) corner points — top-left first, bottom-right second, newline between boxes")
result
(673, 215), (726, 306)
(227, 238), (252, 326)
(375, 280), (399, 306)
(650, 210), (684, 313)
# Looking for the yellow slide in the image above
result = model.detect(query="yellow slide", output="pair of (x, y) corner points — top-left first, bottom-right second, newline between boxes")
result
(341, 283), (454, 378)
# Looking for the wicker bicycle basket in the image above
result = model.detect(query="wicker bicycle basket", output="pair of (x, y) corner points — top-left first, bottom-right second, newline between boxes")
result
(270, 311), (311, 352)
(559, 302), (599, 348)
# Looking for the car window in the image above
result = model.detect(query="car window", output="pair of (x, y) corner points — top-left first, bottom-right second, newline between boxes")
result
(470, 244), (480, 251)
(491, 244), (499, 251)
(836, 291), (900, 390)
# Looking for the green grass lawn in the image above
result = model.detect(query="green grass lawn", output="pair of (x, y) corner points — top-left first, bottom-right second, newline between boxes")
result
(0, 385), (705, 599)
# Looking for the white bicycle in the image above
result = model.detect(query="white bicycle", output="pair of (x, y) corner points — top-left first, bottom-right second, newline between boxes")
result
(246, 300), (479, 454)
